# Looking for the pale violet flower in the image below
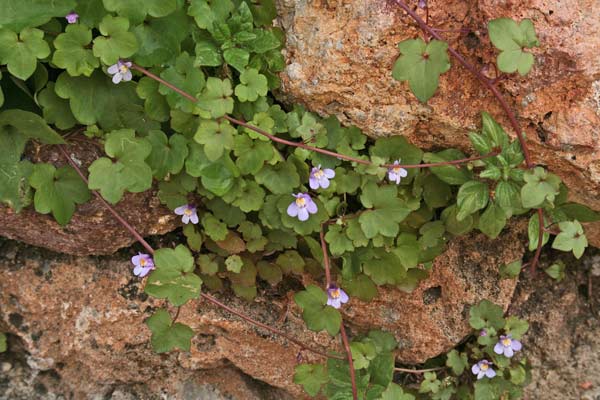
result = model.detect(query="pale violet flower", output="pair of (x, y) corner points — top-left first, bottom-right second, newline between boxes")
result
(107, 60), (132, 84)
(131, 253), (154, 277)
(174, 204), (199, 224)
(65, 12), (79, 24)
(327, 285), (349, 309)
(388, 160), (408, 184)
(471, 360), (496, 380)
(309, 165), (335, 190)
(287, 193), (317, 221)
(494, 334), (522, 358)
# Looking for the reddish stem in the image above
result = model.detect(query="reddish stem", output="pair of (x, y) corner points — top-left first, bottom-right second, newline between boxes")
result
(57, 145), (155, 255)
(132, 63), (499, 170)
(57, 142), (342, 361)
(392, 0), (545, 272)
(340, 324), (358, 400)
(320, 225), (332, 287)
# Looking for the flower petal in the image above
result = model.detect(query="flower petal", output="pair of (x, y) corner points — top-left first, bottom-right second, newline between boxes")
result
(306, 200), (318, 214)
(494, 342), (504, 355)
(471, 364), (480, 375)
(339, 289), (349, 303)
(486, 368), (496, 378)
(511, 339), (522, 351)
(112, 73), (123, 84)
(190, 213), (199, 224)
(309, 177), (319, 190)
(399, 168), (408, 177)
(107, 64), (119, 74)
(287, 203), (299, 217)
(174, 205), (188, 215)
(477, 371), (485, 380)
(131, 255), (141, 266)
(324, 169), (335, 179)
(504, 347), (514, 358)
(123, 70), (133, 82)
(298, 207), (309, 221)
(182, 214), (190, 224)
(320, 177), (330, 189)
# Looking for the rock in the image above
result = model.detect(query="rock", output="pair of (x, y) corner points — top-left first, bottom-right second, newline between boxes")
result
(0, 221), (523, 397)
(510, 250), (600, 400)
(0, 140), (178, 256)
(275, 0), (600, 216)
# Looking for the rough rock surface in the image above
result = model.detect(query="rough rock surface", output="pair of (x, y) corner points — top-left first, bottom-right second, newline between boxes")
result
(0, 141), (178, 256)
(511, 249), (600, 400)
(276, 0), (600, 235)
(0, 223), (523, 398)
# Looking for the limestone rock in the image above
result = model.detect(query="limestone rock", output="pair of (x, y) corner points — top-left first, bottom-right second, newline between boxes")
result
(276, 0), (600, 241)
(0, 222), (523, 397)
(0, 141), (178, 256)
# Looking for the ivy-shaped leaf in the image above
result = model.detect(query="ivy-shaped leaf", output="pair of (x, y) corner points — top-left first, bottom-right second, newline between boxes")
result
(0, 129), (32, 211)
(146, 309), (195, 353)
(469, 299), (505, 330)
(359, 182), (414, 238)
(197, 77), (234, 118)
(159, 52), (205, 113)
(235, 68), (268, 102)
(488, 18), (539, 76)
(0, 28), (50, 80)
(145, 245), (202, 306)
(293, 364), (328, 397)
(38, 82), (77, 130)
(103, 0), (177, 25)
(392, 38), (451, 102)
(0, 0), (75, 32)
(294, 285), (342, 336)
(136, 77), (170, 122)
(92, 15), (139, 65)
(132, 9), (190, 66)
(194, 120), (236, 161)
(52, 24), (99, 77)
(552, 220), (588, 259)
(521, 167), (561, 209)
(146, 130), (189, 179)
(28, 164), (91, 226)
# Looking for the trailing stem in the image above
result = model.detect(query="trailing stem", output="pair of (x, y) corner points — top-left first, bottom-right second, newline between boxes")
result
(57, 142), (343, 361)
(391, 0), (545, 273)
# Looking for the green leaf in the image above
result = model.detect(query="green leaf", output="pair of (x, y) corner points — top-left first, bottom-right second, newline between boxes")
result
(527, 212), (549, 251)
(146, 309), (194, 353)
(469, 299), (505, 330)
(159, 52), (205, 113)
(38, 83), (77, 130)
(255, 160), (300, 194)
(235, 68), (268, 102)
(197, 77), (234, 118)
(145, 245), (202, 306)
(0, 0), (75, 31)
(132, 9), (189, 66)
(294, 364), (329, 397)
(552, 220), (588, 259)
(225, 254), (243, 273)
(188, 0), (234, 29)
(136, 77), (170, 122)
(456, 181), (489, 221)
(499, 260), (522, 279)
(223, 47), (250, 72)
(146, 130), (189, 179)
(28, 164), (91, 226)
(488, 18), (539, 76)
(0, 129), (32, 211)
(419, 372), (441, 394)
(359, 182), (414, 238)
(368, 352), (394, 387)
(232, 181), (265, 212)
(423, 149), (473, 185)
(0, 28), (50, 80)
(521, 167), (561, 208)
(0, 332), (6, 353)
(558, 203), (600, 222)
(504, 316), (529, 340)
(0, 109), (65, 144)
(363, 249), (406, 286)
(325, 225), (355, 256)
(54, 70), (143, 130)
(52, 24), (99, 77)
(380, 384), (415, 400)
(194, 120), (236, 161)
(446, 350), (468, 375)
(342, 274), (378, 302)
(478, 201), (507, 239)
(392, 38), (451, 102)
(294, 285), (341, 336)
(195, 39), (222, 67)
(92, 15), (138, 65)
(103, 0), (177, 25)
(544, 260), (566, 282)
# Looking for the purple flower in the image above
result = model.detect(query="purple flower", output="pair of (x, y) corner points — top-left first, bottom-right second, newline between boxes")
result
(107, 60), (133, 84)
(174, 204), (199, 224)
(287, 193), (318, 221)
(494, 334), (522, 358)
(131, 253), (154, 277)
(471, 360), (496, 380)
(326, 285), (349, 309)
(65, 12), (79, 24)
(418, 0), (427, 9)
(387, 160), (408, 184)
(479, 329), (488, 337)
(309, 165), (335, 190)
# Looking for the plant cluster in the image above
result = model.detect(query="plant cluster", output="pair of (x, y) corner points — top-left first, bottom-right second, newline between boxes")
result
(0, 0), (598, 398)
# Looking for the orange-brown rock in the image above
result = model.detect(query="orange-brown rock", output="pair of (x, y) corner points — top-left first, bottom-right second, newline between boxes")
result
(0, 140), (178, 255)
(276, 0), (600, 243)
(0, 222), (524, 397)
